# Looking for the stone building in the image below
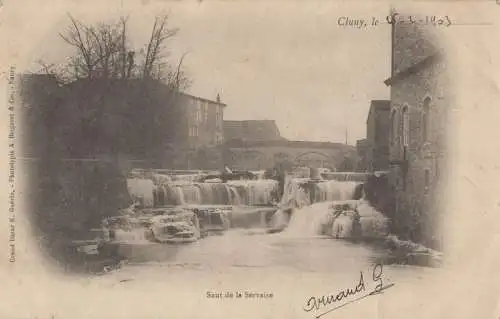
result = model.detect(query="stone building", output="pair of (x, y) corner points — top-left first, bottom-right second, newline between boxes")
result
(366, 100), (391, 172)
(180, 93), (226, 149)
(355, 138), (369, 172)
(175, 93), (226, 169)
(384, 12), (449, 250)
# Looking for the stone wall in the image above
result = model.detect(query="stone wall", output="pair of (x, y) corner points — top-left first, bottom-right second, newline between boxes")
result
(388, 19), (449, 250)
(223, 140), (356, 171)
(180, 93), (226, 149)
(366, 100), (390, 172)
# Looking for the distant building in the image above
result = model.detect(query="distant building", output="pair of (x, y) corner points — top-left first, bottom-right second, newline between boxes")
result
(384, 11), (449, 250)
(366, 100), (390, 172)
(355, 138), (369, 172)
(175, 93), (226, 169)
(178, 92), (226, 149)
(223, 120), (283, 142)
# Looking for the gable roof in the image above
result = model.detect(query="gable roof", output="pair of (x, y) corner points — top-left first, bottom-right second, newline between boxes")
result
(177, 92), (227, 107)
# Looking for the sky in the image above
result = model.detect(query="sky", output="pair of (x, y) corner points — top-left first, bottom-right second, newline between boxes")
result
(16, 1), (392, 144)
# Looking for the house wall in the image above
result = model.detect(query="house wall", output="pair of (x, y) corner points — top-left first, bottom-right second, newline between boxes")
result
(366, 102), (390, 172)
(182, 95), (225, 149)
(355, 139), (369, 172)
(388, 23), (449, 249)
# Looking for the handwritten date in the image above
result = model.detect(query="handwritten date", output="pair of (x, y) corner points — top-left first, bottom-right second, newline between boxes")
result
(387, 14), (452, 27)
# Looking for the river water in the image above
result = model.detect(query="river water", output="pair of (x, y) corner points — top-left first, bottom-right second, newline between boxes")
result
(2, 173), (444, 319)
(120, 174), (440, 270)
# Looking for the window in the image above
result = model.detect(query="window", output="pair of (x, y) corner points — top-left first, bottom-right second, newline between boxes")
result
(215, 106), (222, 130)
(402, 105), (410, 147)
(390, 109), (397, 145)
(435, 160), (440, 180)
(196, 103), (202, 123)
(422, 97), (431, 142)
(216, 134), (223, 145)
(189, 126), (199, 137)
(424, 169), (430, 194)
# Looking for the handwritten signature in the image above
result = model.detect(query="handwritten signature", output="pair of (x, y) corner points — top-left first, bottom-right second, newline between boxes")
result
(303, 263), (395, 318)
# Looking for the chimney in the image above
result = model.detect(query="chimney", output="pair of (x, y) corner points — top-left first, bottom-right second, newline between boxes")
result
(216, 93), (221, 104)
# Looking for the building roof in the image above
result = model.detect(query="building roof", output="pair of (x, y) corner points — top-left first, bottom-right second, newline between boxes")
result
(224, 138), (354, 151)
(177, 92), (227, 107)
(384, 53), (441, 86)
(366, 100), (390, 124)
(370, 100), (391, 110)
(223, 120), (284, 142)
(35, 75), (227, 107)
(356, 138), (368, 146)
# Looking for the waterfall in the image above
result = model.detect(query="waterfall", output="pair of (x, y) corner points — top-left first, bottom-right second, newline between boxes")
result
(321, 172), (370, 182)
(251, 170), (266, 180)
(279, 178), (312, 210)
(227, 180), (278, 206)
(272, 176), (388, 240)
(148, 179), (279, 206)
(313, 180), (359, 202)
(278, 178), (358, 210)
(125, 172), (389, 240)
(173, 185), (186, 205)
(126, 178), (155, 207)
(152, 173), (172, 185)
(282, 202), (339, 237)
(355, 200), (390, 238)
(280, 199), (389, 239)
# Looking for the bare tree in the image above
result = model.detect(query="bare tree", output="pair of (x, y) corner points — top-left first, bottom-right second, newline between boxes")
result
(140, 15), (191, 90)
(35, 59), (72, 84)
(41, 14), (190, 90)
(58, 15), (97, 79)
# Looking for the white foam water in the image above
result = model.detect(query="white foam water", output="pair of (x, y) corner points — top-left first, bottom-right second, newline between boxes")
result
(279, 199), (389, 239)
(127, 178), (155, 207)
(273, 175), (388, 239)
(126, 173), (388, 240)
(312, 180), (359, 202)
(282, 201), (336, 238)
(153, 180), (279, 206)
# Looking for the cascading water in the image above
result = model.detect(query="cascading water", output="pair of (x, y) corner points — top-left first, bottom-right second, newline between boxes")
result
(228, 180), (278, 206)
(250, 170), (266, 179)
(272, 175), (389, 240)
(280, 199), (389, 239)
(127, 178), (155, 207)
(126, 171), (387, 241)
(152, 180), (279, 206)
(312, 180), (359, 202)
(321, 172), (370, 182)
(152, 173), (172, 185)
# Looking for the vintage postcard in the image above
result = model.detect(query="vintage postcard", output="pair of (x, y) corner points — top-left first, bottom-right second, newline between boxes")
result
(1, 0), (500, 318)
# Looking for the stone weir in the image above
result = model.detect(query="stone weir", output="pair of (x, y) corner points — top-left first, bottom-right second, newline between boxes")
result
(126, 169), (392, 218)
